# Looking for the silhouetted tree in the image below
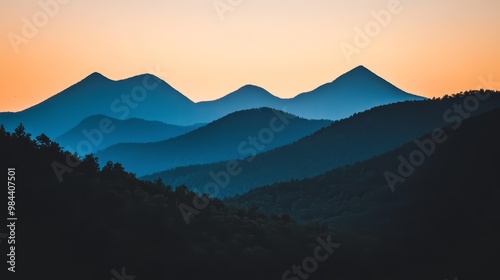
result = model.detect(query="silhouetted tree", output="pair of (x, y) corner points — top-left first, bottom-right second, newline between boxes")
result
(0, 124), (9, 139)
(101, 161), (127, 177)
(154, 177), (164, 187)
(248, 204), (260, 220)
(12, 123), (31, 139)
(36, 133), (52, 148)
(80, 154), (100, 176)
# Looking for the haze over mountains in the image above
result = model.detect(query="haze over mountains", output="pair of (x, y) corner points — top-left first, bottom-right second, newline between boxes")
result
(2, 65), (499, 279)
(1, 72), (197, 138)
(55, 115), (204, 154)
(226, 106), (500, 231)
(96, 108), (331, 176)
(223, 107), (500, 278)
(145, 91), (500, 197)
(4, 99), (499, 279)
(0, 66), (423, 139)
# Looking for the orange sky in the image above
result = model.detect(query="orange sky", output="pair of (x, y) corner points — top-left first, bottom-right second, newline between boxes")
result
(1, 0), (499, 112)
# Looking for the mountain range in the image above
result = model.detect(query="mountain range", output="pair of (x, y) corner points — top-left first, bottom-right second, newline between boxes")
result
(144, 91), (500, 197)
(2, 91), (498, 280)
(223, 105), (500, 279)
(1, 67), (499, 279)
(96, 108), (331, 176)
(225, 104), (500, 231)
(0, 66), (423, 139)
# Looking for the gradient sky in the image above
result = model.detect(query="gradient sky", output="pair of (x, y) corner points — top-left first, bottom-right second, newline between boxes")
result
(1, 0), (499, 112)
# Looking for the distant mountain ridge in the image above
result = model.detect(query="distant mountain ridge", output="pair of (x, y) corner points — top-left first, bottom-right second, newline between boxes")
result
(225, 106), (500, 230)
(284, 66), (423, 120)
(55, 115), (204, 154)
(221, 106), (500, 279)
(0, 73), (196, 138)
(96, 108), (332, 176)
(145, 91), (500, 197)
(0, 66), (424, 138)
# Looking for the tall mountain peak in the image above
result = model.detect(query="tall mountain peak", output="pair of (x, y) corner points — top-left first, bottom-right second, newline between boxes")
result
(83, 72), (110, 82)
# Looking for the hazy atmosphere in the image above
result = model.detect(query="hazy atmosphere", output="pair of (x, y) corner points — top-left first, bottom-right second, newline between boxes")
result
(2, 1), (500, 279)
(1, 0), (500, 112)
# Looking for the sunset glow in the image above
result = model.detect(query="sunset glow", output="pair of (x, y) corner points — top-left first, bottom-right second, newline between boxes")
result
(1, 0), (499, 112)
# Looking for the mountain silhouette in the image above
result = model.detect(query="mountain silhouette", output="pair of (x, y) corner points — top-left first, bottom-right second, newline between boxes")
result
(0, 72), (196, 138)
(145, 90), (500, 197)
(197, 66), (424, 122)
(96, 108), (331, 176)
(196, 85), (285, 119)
(285, 65), (423, 120)
(0, 122), (334, 280)
(55, 114), (204, 154)
(0, 66), (423, 139)
(224, 107), (500, 278)
(2, 92), (498, 279)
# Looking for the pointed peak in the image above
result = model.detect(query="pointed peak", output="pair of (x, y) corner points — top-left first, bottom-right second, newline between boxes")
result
(354, 65), (368, 70)
(333, 65), (381, 83)
(347, 65), (373, 75)
(83, 72), (110, 82)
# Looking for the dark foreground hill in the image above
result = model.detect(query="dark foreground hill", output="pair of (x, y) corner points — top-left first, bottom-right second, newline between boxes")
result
(146, 90), (500, 197)
(1, 108), (498, 278)
(226, 107), (500, 278)
(97, 108), (331, 176)
(0, 125), (332, 280)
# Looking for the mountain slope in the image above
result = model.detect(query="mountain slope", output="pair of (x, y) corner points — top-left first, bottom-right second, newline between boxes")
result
(197, 85), (285, 117)
(0, 66), (423, 139)
(285, 66), (424, 120)
(55, 115), (204, 154)
(0, 73), (196, 138)
(97, 108), (331, 176)
(225, 105), (500, 230)
(145, 90), (500, 196)
(197, 66), (424, 121)
(0, 125), (333, 280)
(224, 107), (500, 278)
